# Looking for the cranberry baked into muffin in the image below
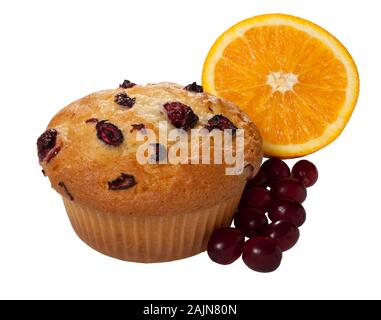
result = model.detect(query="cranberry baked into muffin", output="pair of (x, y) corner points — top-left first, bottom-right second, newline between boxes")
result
(37, 82), (262, 262)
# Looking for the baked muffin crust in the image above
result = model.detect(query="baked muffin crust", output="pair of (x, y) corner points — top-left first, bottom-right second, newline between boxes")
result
(39, 82), (262, 215)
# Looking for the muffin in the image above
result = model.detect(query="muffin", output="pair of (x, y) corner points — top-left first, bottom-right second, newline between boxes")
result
(37, 81), (262, 262)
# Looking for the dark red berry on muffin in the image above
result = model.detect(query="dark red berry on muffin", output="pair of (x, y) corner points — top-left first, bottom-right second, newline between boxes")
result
(37, 128), (58, 162)
(204, 115), (237, 134)
(130, 123), (145, 133)
(42, 169), (46, 176)
(85, 118), (99, 123)
(163, 102), (199, 130)
(119, 79), (136, 89)
(96, 120), (124, 146)
(58, 182), (74, 201)
(108, 173), (137, 190)
(150, 143), (167, 162)
(45, 146), (61, 163)
(184, 82), (203, 93)
(114, 93), (136, 108)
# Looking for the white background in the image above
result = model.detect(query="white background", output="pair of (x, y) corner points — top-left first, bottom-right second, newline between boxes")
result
(0, 0), (380, 300)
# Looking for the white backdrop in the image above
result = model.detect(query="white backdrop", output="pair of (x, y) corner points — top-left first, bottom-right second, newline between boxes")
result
(0, 0), (380, 299)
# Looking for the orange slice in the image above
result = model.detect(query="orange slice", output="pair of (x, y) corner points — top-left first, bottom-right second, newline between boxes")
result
(202, 14), (359, 157)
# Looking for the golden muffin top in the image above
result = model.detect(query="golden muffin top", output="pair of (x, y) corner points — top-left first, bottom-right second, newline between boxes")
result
(37, 82), (262, 215)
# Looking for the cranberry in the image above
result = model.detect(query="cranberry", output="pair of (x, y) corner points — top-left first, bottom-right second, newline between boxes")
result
(207, 228), (245, 265)
(234, 207), (268, 237)
(292, 160), (318, 187)
(240, 187), (271, 212)
(42, 169), (46, 176)
(114, 93), (136, 108)
(37, 128), (58, 161)
(45, 146), (61, 163)
(242, 237), (282, 272)
(96, 121), (124, 146)
(204, 115), (237, 134)
(58, 182), (74, 201)
(163, 102), (199, 130)
(263, 220), (300, 251)
(85, 118), (99, 123)
(184, 82), (203, 93)
(271, 178), (307, 204)
(268, 198), (306, 227)
(246, 169), (267, 189)
(119, 79), (136, 89)
(108, 173), (137, 190)
(130, 123), (145, 133)
(261, 158), (290, 185)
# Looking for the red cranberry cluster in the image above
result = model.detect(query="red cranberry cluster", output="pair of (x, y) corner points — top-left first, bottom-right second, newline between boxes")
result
(207, 158), (318, 272)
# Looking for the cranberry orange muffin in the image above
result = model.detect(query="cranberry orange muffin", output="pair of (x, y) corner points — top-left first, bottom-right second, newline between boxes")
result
(37, 82), (262, 262)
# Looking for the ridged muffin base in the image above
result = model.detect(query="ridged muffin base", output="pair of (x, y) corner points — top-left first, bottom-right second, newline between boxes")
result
(62, 189), (243, 263)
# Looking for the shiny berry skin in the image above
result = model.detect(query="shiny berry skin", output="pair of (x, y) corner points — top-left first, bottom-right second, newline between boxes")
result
(119, 79), (136, 89)
(184, 82), (203, 93)
(261, 158), (290, 185)
(234, 208), (268, 237)
(239, 187), (271, 211)
(268, 198), (306, 227)
(45, 145), (61, 163)
(96, 121), (124, 146)
(108, 173), (137, 190)
(207, 228), (245, 265)
(163, 102), (199, 130)
(242, 237), (282, 272)
(37, 128), (58, 161)
(263, 220), (300, 251)
(246, 169), (267, 189)
(271, 178), (307, 203)
(114, 93), (136, 108)
(204, 115), (237, 134)
(130, 123), (145, 132)
(85, 118), (99, 123)
(292, 160), (318, 187)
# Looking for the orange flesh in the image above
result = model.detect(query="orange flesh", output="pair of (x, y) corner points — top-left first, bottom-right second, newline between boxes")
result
(213, 25), (348, 145)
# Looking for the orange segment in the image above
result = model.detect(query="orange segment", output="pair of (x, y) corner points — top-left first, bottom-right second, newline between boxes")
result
(202, 14), (359, 157)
